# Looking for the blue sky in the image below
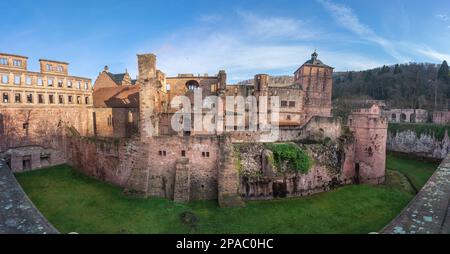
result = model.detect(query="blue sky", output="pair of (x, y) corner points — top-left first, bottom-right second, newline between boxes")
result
(1, 0), (449, 83)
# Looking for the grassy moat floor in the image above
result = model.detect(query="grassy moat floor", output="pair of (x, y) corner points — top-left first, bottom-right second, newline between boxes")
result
(15, 153), (439, 234)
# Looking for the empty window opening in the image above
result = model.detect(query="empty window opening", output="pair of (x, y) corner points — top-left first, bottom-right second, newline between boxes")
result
(15, 93), (21, 103)
(22, 157), (31, 171)
(186, 80), (200, 91)
(3, 93), (9, 103)
(26, 93), (33, 103)
(38, 94), (44, 104)
(181, 150), (186, 157)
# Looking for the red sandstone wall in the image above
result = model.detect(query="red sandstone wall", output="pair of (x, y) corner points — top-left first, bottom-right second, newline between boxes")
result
(0, 107), (93, 152)
(66, 135), (222, 201)
(348, 112), (388, 184)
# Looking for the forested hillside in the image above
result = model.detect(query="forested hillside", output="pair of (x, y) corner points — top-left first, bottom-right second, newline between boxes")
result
(333, 61), (450, 110)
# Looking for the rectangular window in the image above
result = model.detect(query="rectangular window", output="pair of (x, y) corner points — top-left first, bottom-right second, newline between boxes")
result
(37, 77), (43, 86)
(67, 80), (72, 88)
(85, 97), (89, 104)
(286, 115), (291, 120)
(38, 94), (44, 104)
(26, 93), (33, 103)
(68, 95), (73, 103)
(14, 75), (21, 85)
(166, 84), (171, 91)
(181, 150), (186, 157)
(0, 58), (7, 65)
(281, 101), (288, 107)
(15, 93), (21, 103)
(2, 93), (9, 103)
(202, 152), (210, 157)
(76, 81), (81, 89)
(1, 74), (8, 84)
(158, 150), (167, 156)
(289, 101), (296, 107)
(46, 64), (52, 71)
(84, 82), (89, 90)
(49, 94), (54, 104)
(13, 59), (22, 67)
(57, 65), (63, 72)
(48, 78), (54, 86)
(26, 76), (32, 85)
(77, 96), (81, 104)
(58, 80), (63, 87)
(59, 95), (64, 104)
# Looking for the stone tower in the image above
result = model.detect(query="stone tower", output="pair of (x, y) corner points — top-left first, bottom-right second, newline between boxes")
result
(294, 51), (333, 118)
(137, 54), (161, 140)
(217, 70), (227, 91)
(348, 104), (388, 184)
(254, 74), (269, 98)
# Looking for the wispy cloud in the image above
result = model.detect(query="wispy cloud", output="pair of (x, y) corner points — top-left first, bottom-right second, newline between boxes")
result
(198, 15), (222, 23)
(411, 45), (450, 62)
(316, 0), (407, 62)
(436, 14), (449, 21)
(238, 11), (320, 40)
(130, 11), (385, 82)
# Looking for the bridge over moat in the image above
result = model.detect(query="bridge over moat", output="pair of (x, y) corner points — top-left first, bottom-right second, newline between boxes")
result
(0, 159), (58, 234)
(382, 153), (450, 234)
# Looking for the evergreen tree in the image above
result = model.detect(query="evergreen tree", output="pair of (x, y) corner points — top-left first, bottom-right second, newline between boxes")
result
(394, 64), (402, 74)
(438, 60), (449, 83)
(347, 71), (353, 81)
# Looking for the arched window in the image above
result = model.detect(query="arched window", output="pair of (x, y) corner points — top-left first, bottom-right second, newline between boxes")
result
(400, 113), (407, 122)
(391, 113), (397, 121)
(186, 80), (199, 91)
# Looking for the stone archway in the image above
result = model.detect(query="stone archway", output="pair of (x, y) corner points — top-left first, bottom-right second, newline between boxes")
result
(391, 113), (397, 122)
(410, 113), (416, 123)
(400, 113), (407, 122)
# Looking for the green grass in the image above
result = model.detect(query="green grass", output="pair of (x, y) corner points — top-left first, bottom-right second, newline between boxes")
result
(386, 152), (439, 191)
(15, 163), (423, 234)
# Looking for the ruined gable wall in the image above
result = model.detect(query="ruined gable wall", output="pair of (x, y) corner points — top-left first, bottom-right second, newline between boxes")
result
(93, 108), (138, 138)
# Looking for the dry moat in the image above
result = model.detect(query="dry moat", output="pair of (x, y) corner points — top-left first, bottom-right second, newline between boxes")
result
(13, 152), (438, 234)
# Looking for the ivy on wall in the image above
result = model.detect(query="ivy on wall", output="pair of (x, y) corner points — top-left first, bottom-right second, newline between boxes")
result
(388, 123), (450, 141)
(264, 143), (312, 174)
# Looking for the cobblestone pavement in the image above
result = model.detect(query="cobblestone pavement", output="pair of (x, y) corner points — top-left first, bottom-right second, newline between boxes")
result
(382, 154), (450, 234)
(0, 159), (58, 234)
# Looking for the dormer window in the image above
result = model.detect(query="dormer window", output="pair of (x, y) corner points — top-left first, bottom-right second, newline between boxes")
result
(13, 59), (22, 67)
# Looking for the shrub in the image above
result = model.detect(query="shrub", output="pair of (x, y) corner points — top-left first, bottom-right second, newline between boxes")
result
(265, 143), (312, 173)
